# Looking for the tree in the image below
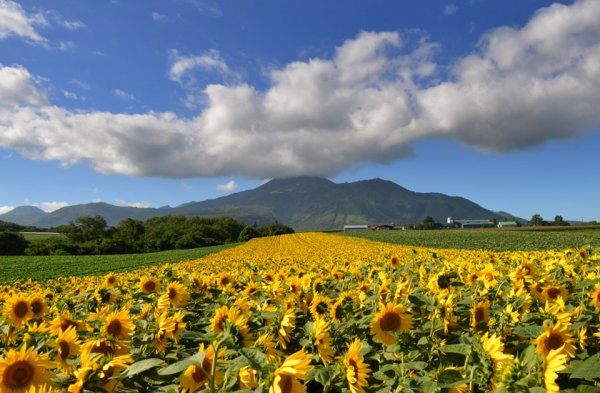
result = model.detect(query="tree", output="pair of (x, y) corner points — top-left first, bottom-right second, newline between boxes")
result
(529, 214), (544, 227)
(553, 215), (569, 226)
(238, 226), (261, 242)
(420, 216), (436, 230)
(65, 215), (109, 242)
(0, 232), (29, 255)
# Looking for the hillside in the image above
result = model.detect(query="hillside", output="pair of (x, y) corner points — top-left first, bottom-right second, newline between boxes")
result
(0, 177), (507, 230)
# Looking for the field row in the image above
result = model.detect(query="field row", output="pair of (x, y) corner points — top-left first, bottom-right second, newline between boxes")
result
(0, 233), (599, 392)
(346, 227), (600, 251)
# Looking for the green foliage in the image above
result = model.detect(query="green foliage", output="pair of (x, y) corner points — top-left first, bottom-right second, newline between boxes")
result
(0, 220), (25, 232)
(0, 243), (236, 283)
(345, 228), (600, 251)
(0, 231), (29, 255)
(238, 225), (260, 242)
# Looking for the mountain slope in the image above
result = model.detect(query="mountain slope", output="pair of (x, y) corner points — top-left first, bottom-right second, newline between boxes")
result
(0, 177), (507, 230)
(0, 206), (46, 226)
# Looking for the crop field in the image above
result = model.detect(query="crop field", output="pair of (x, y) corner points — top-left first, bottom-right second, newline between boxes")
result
(0, 232), (599, 392)
(20, 232), (67, 242)
(0, 244), (236, 284)
(345, 227), (600, 251)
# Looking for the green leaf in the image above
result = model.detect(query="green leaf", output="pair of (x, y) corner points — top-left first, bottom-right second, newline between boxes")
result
(437, 369), (466, 388)
(513, 325), (544, 338)
(157, 352), (205, 376)
(570, 354), (600, 381)
(441, 344), (472, 355)
(528, 388), (546, 393)
(120, 358), (165, 378)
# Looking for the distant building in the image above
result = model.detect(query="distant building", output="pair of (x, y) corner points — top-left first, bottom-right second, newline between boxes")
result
(368, 224), (394, 230)
(452, 219), (496, 229)
(497, 221), (519, 228)
(343, 225), (369, 232)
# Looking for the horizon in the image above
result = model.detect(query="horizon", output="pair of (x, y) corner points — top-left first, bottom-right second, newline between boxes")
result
(1, 0), (599, 221)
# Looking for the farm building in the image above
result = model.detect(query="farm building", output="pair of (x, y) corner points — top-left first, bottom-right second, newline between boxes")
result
(497, 221), (519, 228)
(343, 225), (369, 232)
(450, 219), (496, 229)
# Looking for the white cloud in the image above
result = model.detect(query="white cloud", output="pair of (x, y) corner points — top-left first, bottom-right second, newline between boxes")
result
(152, 12), (166, 21)
(63, 20), (86, 30)
(444, 4), (457, 16)
(34, 201), (69, 212)
(115, 200), (150, 208)
(1, 0), (600, 180)
(0, 205), (14, 214)
(112, 89), (135, 101)
(0, 65), (47, 109)
(58, 40), (75, 51)
(0, 0), (46, 42)
(62, 90), (77, 100)
(216, 180), (238, 192)
(169, 49), (232, 84)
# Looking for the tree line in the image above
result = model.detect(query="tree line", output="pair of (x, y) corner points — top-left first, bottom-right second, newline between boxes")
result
(0, 215), (294, 256)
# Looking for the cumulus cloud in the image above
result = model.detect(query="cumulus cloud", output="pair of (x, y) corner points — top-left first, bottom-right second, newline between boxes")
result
(0, 0), (46, 42)
(1, 0), (600, 179)
(112, 89), (135, 101)
(115, 200), (150, 208)
(34, 201), (69, 212)
(216, 180), (238, 192)
(0, 205), (14, 214)
(169, 49), (232, 84)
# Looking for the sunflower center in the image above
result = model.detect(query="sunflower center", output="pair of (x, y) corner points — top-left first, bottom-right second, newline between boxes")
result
(482, 272), (493, 281)
(3, 360), (34, 389)
(91, 340), (113, 356)
(143, 281), (156, 292)
(546, 334), (564, 350)
(106, 319), (122, 337)
(107, 276), (116, 284)
(191, 359), (211, 384)
(168, 288), (177, 300)
(546, 288), (561, 300)
(316, 302), (328, 315)
(379, 311), (401, 331)
(30, 301), (43, 315)
(474, 307), (487, 323)
(276, 374), (293, 393)
(221, 277), (230, 285)
(58, 340), (70, 361)
(14, 301), (29, 318)
(60, 319), (78, 332)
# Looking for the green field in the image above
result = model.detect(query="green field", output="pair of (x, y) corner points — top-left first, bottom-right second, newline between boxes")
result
(20, 232), (67, 242)
(0, 243), (238, 284)
(344, 227), (600, 251)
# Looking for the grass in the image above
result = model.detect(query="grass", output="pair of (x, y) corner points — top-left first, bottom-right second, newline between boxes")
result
(20, 232), (67, 242)
(344, 227), (600, 251)
(0, 243), (238, 284)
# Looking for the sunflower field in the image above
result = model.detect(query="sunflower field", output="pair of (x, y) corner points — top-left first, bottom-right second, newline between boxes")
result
(1, 233), (600, 392)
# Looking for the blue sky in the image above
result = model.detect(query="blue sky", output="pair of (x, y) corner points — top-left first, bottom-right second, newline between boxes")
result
(1, 0), (599, 222)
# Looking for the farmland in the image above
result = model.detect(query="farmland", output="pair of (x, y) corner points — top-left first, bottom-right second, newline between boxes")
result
(0, 243), (236, 284)
(345, 227), (600, 251)
(1, 232), (599, 392)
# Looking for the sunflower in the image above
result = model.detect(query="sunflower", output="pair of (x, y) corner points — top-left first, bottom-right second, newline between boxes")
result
(256, 332), (279, 364)
(343, 339), (371, 393)
(544, 347), (568, 393)
(97, 354), (133, 392)
(471, 301), (490, 329)
(269, 350), (313, 393)
(0, 344), (53, 393)
(81, 338), (129, 358)
(49, 311), (83, 336)
(179, 343), (225, 393)
(309, 295), (332, 320)
(542, 285), (568, 303)
(165, 281), (191, 308)
(390, 255), (400, 268)
(3, 294), (32, 327)
(169, 310), (187, 344)
(481, 333), (513, 371)
(55, 326), (81, 371)
(278, 307), (296, 349)
(102, 273), (117, 288)
(139, 277), (161, 294)
(312, 318), (334, 365)
(155, 312), (176, 355)
(68, 352), (102, 393)
(210, 305), (230, 334)
(534, 322), (576, 359)
(28, 296), (47, 319)
(590, 285), (600, 311)
(102, 309), (134, 340)
(370, 302), (412, 345)
(238, 366), (259, 389)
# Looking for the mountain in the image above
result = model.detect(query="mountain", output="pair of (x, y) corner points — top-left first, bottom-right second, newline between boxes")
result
(0, 206), (46, 226)
(0, 177), (508, 230)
